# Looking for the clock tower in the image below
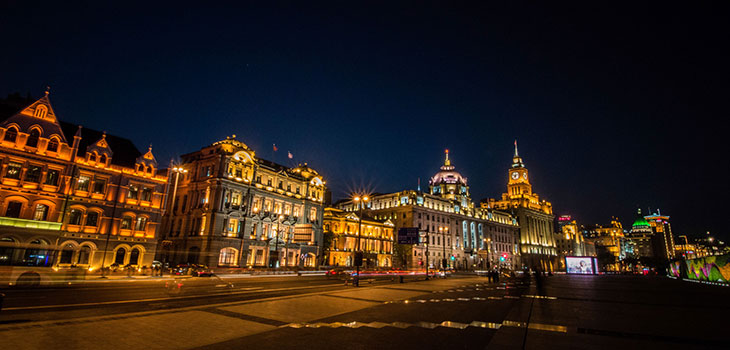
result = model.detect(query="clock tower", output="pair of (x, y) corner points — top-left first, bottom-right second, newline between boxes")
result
(507, 140), (532, 197)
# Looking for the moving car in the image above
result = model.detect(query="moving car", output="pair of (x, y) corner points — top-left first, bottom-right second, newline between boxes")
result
(164, 274), (234, 296)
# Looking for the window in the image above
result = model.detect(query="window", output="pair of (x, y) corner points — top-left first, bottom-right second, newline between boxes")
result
(86, 212), (99, 227)
(5, 162), (22, 180)
(5, 201), (22, 218)
(309, 207), (317, 222)
(100, 154), (107, 164)
(26, 129), (40, 148)
(34, 105), (47, 119)
(93, 179), (106, 194)
(129, 248), (140, 265)
(24, 165), (42, 183)
(47, 138), (59, 152)
(68, 209), (83, 225)
(278, 181), (283, 189)
(45, 169), (59, 186)
(293, 206), (300, 218)
(140, 187), (152, 201)
(296, 186), (300, 194)
(114, 248), (126, 265)
(219, 247), (238, 266)
(33, 204), (49, 221)
(135, 217), (147, 231)
(267, 178), (272, 186)
(77, 175), (91, 191)
(4, 127), (18, 142)
(59, 244), (74, 264)
(121, 216), (133, 230)
(127, 184), (138, 199)
(77, 246), (91, 265)
(227, 218), (239, 236)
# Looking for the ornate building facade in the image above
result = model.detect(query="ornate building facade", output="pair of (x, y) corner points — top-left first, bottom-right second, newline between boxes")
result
(0, 93), (166, 282)
(482, 142), (557, 271)
(554, 215), (587, 270)
(645, 209), (675, 262)
(323, 208), (394, 267)
(338, 151), (520, 271)
(157, 136), (326, 269)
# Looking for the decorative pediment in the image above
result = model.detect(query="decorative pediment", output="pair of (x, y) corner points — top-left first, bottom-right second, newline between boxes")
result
(136, 145), (158, 168)
(19, 92), (58, 123)
(346, 213), (360, 222)
(1, 92), (68, 144)
(86, 132), (114, 160)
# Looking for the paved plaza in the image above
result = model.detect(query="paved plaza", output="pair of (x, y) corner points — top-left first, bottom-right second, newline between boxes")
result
(1, 274), (726, 349)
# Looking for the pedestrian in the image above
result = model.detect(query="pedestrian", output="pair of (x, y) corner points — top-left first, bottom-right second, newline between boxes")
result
(487, 270), (493, 283)
(494, 269), (500, 283)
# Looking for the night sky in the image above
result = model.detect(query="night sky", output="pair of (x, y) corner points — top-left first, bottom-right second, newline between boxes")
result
(1, 2), (728, 239)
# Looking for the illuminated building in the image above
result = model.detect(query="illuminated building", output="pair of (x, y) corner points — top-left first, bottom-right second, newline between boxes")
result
(482, 142), (556, 271)
(158, 136), (326, 269)
(323, 208), (394, 267)
(644, 209), (675, 261)
(626, 208), (654, 259)
(338, 150), (520, 270)
(583, 218), (625, 271)
(0, 92), (166, 272)
(554, 215), (586, 270)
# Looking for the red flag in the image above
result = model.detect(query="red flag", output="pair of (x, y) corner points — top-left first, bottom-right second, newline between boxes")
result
(273, 144), (278, 152)
(287, 151), (293, 159)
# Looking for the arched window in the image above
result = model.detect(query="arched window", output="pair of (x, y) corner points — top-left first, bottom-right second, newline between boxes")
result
(26, 129), (40, 148)
(100, 154), (107, 164)
(114, 248), (126, 265)
(218, 247), (238, 266)
(4, 127), (18, 142)
(68, 209), (83, 225)
(129, 248), (140, 265)
(33, 204), (49, 221)
(23, 239), (50, 267)
(85, 212), (99, 227)
(89, 153), (96, 162)
(59, 243), (75, 264)
(5, 201), (23, 218)
(0, 237), (16, 266)
(34, 105), (48, 119)
(77, 245), (91, 265)
(47, 137), (59, 152)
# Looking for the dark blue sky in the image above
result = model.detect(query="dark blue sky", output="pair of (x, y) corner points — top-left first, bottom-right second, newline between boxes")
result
(1, 2), (728, 239)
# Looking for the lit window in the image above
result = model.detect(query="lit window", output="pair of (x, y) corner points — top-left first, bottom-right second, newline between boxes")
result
(77, 176), (91, 192)
(5, 162), (22, 179)
(33, 204), (49, 221)
(135, 217), (147, 231)
(127, 184), (139, 199)
(68, 209), (83, 225)
(121, 216), (133, 230)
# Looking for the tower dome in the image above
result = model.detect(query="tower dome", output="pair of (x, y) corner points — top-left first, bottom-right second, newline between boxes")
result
(429, 149), (467, 186)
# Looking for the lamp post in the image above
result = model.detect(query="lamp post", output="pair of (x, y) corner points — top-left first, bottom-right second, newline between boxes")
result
(424, 229), (430, 280)
(271, 214), (284, 268)
(439, 226), (448, 271)
(353, 194), (369, 287)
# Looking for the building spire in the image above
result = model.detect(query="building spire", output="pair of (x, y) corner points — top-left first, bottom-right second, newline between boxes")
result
(444, 149), (450, 166)
(514, 139), (519, 157)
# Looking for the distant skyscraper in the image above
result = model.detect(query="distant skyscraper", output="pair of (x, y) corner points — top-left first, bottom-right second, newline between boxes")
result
(645, 209), (675, 261)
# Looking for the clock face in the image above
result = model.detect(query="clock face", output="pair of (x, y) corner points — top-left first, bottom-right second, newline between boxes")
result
(511, 172), (520, 180)
(523, 173), (528, 179)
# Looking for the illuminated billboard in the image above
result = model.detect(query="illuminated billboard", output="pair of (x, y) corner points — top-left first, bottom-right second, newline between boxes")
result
(565, 256), (597, 274)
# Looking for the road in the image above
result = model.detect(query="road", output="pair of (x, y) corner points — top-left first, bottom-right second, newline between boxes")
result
(1, 273), (727, 349)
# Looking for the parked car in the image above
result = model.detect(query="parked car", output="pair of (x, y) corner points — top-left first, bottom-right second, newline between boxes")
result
(165, 274), (234, 296)
(171, 264), (210, 277)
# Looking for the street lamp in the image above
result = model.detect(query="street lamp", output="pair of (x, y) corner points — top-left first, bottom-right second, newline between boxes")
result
(439, 226), (448, 271)
(353, 194), (369, 287)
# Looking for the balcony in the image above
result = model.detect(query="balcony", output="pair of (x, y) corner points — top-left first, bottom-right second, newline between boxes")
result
(0, 217), (62, 230)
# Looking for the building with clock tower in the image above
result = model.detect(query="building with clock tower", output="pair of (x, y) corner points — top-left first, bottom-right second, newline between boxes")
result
(482, 141), (557, 271)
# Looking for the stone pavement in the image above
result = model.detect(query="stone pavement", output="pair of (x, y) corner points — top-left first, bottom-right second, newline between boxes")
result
(0, 276), (484, 350)
(489, 274), (728, 349)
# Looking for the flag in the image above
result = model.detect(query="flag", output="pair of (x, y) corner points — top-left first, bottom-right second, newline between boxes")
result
(287, 151), (293, 159)
(273, 144), (278, 152)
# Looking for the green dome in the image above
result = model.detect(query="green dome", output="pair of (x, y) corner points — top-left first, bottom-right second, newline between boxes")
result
(632, 218), (650, 228)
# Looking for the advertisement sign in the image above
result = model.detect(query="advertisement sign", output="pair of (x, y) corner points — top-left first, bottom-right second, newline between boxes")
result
(397, 227), (419, 244)
(565, 256), (597, 274)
